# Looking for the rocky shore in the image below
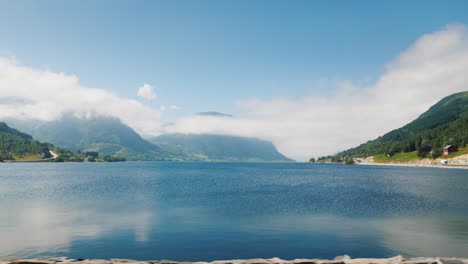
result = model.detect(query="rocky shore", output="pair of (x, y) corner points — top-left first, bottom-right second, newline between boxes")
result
(356, 161), (468, 169)
(1, 256), (467, 264)
(354, 153), (468, 169)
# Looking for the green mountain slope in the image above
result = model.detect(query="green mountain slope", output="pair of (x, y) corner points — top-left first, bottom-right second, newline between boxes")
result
(9, 115), (290, 161)
(0, 122), (51, 161)
(331, 91), (468, 159)
(7, 116), (291, 162)
(6, 115), (171, 161)
(150, 133), (293, 162)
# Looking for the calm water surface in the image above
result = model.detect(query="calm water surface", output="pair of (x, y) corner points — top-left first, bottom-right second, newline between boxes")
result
(1, 162), (468, 260)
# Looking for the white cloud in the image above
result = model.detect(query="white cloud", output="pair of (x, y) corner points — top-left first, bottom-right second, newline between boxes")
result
(1, 25), (466, 161)
(137, 83), (157, 100)
(166, 25), (468, 161)
(0, 59), (162, 137)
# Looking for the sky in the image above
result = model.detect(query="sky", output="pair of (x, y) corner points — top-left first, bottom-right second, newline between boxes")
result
(0, 0), (467, 160)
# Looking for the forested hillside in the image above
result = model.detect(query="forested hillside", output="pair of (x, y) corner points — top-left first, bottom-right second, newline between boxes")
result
(6, 115), (173, 161)
(0, 122), (51, 161)
(7, 115), (293, 162)
(150, 133), (293, 162)
(326, 91), (468, 160)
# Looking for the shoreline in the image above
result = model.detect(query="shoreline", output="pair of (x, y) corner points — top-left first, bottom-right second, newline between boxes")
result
(352, 153), (468, 170)
(1, 256), (467, 264)
(356, 162), (468, 170)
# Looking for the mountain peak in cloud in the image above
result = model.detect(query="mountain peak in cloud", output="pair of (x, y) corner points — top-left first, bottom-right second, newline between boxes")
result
(1, 24), (467, 161)
(167, 24), (468, 161)
(0, 58), (162, 137)
(196, 111), (233, 118)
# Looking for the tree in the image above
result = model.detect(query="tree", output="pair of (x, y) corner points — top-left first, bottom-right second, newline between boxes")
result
(102, 155), (126, 162)
(85, 151), (99, 158)
(344, 157), (354, 164)
(0, 151), (12, 160)
(54, 155), (66, 162)
(43, 151), (52, 159)
(387, 143), (401, 157)
(417, 144), (432, 158)
(431, 148), (443, 159)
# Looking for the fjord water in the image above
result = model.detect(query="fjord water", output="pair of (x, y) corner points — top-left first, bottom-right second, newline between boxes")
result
(1, 162), (468, 260)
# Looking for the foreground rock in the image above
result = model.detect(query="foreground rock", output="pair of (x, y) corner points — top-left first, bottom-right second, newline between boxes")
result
(1, 256), (468, 264)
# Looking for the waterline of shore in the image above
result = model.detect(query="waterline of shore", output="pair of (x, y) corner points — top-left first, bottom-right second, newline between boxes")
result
(352, 153), (468, 169)
(356, 162), (468, 169)
(2, 256), (467, 264)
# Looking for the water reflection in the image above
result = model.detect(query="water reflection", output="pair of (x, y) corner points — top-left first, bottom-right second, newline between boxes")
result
(244, 213), (468, 258)
(380, 215), (468, 257)
(2, 201), (468, 259)
(0, 201), (153, 257)
(1, 162), (468, 259)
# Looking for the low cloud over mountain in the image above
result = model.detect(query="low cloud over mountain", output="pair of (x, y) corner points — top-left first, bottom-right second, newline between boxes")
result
(196, 112), (233, 117)
(1, 25), (467, 160)
(0, 58), (162, 137)
(166, 25), (468, 160)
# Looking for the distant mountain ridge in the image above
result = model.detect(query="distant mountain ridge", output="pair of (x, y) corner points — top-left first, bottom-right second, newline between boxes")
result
(196, 111), (233, 117)
(6, 115), (293, 162)
(5, 115), (169, 161)
(328, 91), (468, 160)
(149, 133), (293, 162)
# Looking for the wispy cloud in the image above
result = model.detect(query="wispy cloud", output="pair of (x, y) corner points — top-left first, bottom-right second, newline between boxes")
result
(166, 25), (468, 161)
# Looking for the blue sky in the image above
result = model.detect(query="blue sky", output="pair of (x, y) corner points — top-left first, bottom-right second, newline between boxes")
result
(1, 1), (468, 159)
(1, 0), (467, 119)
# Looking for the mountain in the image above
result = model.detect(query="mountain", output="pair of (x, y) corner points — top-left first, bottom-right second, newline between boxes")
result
(6, 115), (292, 162)
(329, 91), (468, 160)
(0, 122), (51, 161)
(149, 133), (293, 162)
(5, 115), (174, 161)
(196, 111), (233, 117)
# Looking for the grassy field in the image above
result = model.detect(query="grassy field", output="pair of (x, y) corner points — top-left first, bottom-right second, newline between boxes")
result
(374, 151), (419, 163)
(373, 147), (468, 163)
(12, 153), (43, 161)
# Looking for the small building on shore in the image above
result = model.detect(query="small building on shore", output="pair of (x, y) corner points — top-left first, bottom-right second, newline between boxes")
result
(443, 145), (457, 155)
